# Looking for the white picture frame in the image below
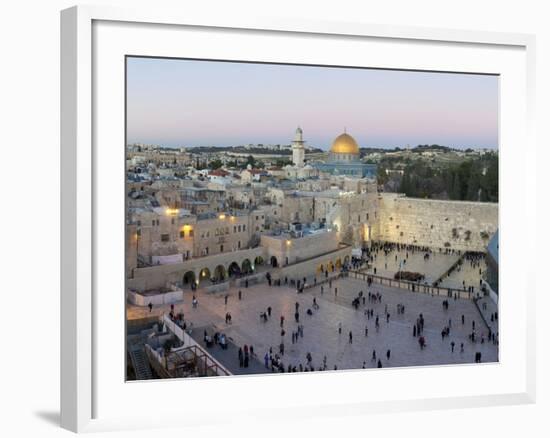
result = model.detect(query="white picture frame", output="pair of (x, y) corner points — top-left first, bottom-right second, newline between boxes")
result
(61, 4), (536, 433)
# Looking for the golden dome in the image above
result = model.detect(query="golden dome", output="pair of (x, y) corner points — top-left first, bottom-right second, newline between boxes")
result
(330, 132), (360, 154)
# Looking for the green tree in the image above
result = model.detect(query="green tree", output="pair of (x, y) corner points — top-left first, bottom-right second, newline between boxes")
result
(209, 159), (223, 170)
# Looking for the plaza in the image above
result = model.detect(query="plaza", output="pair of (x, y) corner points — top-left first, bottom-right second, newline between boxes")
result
(364, 246), (487, 293)
(128, 273), (498, 375)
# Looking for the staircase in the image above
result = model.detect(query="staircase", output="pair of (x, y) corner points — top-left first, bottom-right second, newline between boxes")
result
(128, 343), (154, 380)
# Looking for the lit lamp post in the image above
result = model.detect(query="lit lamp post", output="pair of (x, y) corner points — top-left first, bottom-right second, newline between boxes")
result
(285, 239), (291, 266)
(135, 227), (141, 265)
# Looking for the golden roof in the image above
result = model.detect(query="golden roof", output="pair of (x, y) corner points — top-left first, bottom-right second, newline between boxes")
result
(330, 132), (360, 154)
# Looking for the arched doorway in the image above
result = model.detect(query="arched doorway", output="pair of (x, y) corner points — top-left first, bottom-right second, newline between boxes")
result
(254, 256), (264, 266)
(199, 267), (211, 283)
(316, 263), (324, 274)
(327, 261), (334, 272)
(335, 258), (342, 269)
(242, 259), (252, 275)
(270, 256), (278, 268)
(228, 262), (241, 277)
(213, 265), (226, 282)
(182, 271), (196, 287)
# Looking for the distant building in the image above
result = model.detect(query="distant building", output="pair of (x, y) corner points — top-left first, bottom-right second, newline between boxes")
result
(314, 131), (377, 178)
(291, 126), (305, 168)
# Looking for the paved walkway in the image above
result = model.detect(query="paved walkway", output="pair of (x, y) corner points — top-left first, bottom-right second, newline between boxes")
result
(193, 325), (266, 375)
(128, 275), (498, 375)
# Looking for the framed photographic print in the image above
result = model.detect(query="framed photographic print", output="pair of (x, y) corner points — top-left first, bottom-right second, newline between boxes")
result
(61, 5), (536, 433)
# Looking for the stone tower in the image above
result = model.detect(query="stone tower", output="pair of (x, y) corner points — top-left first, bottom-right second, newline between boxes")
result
(292, 126), (305, 168)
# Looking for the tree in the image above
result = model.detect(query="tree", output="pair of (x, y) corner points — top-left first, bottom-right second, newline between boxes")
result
(209, 159), (223, 170)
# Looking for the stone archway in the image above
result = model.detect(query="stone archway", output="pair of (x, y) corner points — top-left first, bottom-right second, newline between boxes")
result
(213, 265), (226, 282)
(270, 256), (278, 268)
(228, 262), (241, 277)
(242, 258), (252, 275)
(182, 271), (196, 286)
(254, 256), (264, 266)
(316, 263), (324, 274)
(199, 267), (211, 283)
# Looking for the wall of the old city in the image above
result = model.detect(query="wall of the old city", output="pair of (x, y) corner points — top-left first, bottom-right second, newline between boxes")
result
(375, 194), (498, 251)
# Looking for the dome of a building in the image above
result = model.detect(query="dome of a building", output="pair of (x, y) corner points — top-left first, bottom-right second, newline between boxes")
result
(330, 132), (360, 155)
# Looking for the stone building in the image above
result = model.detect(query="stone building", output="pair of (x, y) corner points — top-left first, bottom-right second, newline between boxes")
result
(291, 126), (305, 168)
(313, 131), (377, 178)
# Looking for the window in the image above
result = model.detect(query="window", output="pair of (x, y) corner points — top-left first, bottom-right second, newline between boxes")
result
(171, 218), (175, 225)
(234, 226), (237, 233)
(238, 225), (241, 232)
(238, 241), (241, 249)
(220, 245), (224, 252)
(243, 225), (246, 231)
(161, 234), (170, 242)
(189, 229), (194, 237)
(256, 216), (259, 220)
(151, 220), (155, 226)
(180, 230), (185, 238)
(366, 213), (369, 221)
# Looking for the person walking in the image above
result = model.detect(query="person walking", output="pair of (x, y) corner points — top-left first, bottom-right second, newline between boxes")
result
(238, 289), (242, 300)
(386, 349), (391, 360)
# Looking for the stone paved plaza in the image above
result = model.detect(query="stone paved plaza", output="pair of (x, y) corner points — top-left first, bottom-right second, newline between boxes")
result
(365, 247), (487, 294)
(438, 257), (487, 293)
(365, 248), (461, 284)
(128, 275), (498, 374)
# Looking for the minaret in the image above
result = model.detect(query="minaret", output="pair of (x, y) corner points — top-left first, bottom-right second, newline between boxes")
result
(292, 126), (305, 168)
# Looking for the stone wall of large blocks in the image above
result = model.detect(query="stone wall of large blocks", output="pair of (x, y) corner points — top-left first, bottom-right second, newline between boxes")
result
(260, 230), (339, 267)
(375, 194), (498, 252)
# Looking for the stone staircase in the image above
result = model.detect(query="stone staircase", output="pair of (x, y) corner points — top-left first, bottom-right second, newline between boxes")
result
(128, 343), (154, 380)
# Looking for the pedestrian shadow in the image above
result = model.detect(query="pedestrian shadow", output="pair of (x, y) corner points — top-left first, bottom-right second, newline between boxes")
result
(34, 410), (60, 426)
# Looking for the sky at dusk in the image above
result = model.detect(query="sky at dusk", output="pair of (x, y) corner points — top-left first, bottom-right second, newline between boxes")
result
(126, 57), (499, 150)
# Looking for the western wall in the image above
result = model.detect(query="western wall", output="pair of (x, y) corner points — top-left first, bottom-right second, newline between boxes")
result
(374, 193), (498, 252)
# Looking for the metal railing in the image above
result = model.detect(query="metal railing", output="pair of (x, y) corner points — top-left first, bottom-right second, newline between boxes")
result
(350, 270), (476, 300)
